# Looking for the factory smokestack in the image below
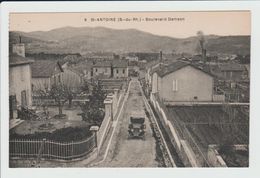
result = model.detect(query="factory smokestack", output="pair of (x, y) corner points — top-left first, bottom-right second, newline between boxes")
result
(197, 31), (206, 64)
(159, 51), (163, 69)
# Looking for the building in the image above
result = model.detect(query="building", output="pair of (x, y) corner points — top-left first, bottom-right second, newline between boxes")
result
(92, 61), (112, 78)
(91, 60), (129, 79)
(112, 60), (128, 78)
(9, 44), (34, 120)
(151, 61), (214, 102)
(31, 60), (63, 91)
(218, 63), (246, 81)
(125, 56), (138, 62)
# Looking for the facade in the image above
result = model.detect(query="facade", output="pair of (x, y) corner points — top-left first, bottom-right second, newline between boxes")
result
(151, 61), (214, 102)
(9, 47), (34, 119)
(92, 61), (112, 78)
(91, 60), (128, 79)
(209, 63), (246, 81)
(112, 60), (128, 78)
(219, 63), (246, 81)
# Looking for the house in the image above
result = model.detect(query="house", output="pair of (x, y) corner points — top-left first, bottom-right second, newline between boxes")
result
(146, 61), (168, 90)
(31, 60), (63, 91)
(151, 61), (214, 102)
(92, 61), (112, 78)
(112, 60), (128, 78)
(9, 43), (34, 120)
(91, 60), (129, 79)
(128, 60), (139, 72)
(216, 63), (246, 81)
(126, 56), (138, 62)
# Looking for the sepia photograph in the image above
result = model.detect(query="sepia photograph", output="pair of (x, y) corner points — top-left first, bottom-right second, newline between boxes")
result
(7, 11), (251, 168)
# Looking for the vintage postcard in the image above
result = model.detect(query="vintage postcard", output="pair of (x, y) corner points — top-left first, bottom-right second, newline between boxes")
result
(7, 10), (250, 168)
(1, 1), (260, 178)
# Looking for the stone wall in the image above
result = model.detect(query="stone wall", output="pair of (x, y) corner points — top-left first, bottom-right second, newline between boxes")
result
(96, 88), (123, 151)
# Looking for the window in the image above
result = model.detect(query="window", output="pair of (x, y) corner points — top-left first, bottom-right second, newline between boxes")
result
(96, 68), (98, 72)
(58, 75), (61, 83)
(123, 69), (125, 74)
(116, 69), (119, 74)
(172, 79), (178, 91)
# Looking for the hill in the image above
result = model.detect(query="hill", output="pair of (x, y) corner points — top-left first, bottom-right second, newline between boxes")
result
(9, 26), (250, 55)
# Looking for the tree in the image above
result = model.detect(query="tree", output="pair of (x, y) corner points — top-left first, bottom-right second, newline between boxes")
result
(89, 80), (106, 109)
(49, 83), (70, 117)
(80, 80), (106, 125)
(80, 80), (90, 95)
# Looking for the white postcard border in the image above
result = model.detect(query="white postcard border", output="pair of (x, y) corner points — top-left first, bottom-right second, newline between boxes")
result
(1, 1), (260, 178)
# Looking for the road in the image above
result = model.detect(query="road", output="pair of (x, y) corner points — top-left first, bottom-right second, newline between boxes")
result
(95, 78), (162, 167)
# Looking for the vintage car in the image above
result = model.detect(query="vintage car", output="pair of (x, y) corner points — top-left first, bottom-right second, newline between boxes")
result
(128, 115), (146, 139)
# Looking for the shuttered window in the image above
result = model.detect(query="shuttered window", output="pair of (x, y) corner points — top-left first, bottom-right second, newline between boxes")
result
(172, 79), (178, 91)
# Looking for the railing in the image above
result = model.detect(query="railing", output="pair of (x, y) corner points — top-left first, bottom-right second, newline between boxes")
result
(9, 133), (96, 160)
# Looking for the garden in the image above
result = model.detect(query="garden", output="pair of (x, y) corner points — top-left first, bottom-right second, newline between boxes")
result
(11, 80), (107, 141)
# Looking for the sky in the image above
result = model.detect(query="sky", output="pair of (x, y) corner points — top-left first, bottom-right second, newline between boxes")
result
(9, 11), (251, 38)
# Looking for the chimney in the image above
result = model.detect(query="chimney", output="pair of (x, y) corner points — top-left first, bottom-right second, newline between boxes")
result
(202, 49), (207, 64)
(12, 36), (25, 57)
(160, 51), (163, 62)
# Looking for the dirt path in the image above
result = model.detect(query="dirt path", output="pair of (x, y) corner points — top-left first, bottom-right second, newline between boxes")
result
(96, 78), (159, 167)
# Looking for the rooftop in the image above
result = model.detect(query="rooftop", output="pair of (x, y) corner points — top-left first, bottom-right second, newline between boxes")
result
(219, 63), (245, 71)
(112, 60), (128, 68)
(92, 60), (128, 68)
(154, 60), (212, 78)
(9, 53), (34, 67)
(93, 60), (112, 67)
(72, 60), (93, 74)
(31, 60), (60, 78)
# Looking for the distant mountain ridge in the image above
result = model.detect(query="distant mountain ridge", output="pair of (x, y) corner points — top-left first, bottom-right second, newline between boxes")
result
(9, 26), (250, 55)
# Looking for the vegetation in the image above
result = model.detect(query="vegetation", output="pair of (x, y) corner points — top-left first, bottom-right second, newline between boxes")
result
(26, 52), (81, 60)
(80, 80), (107, 126)
(10, 126), (92, 142)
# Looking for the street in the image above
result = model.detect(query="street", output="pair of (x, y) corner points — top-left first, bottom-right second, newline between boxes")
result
(95, 78), (161, 167)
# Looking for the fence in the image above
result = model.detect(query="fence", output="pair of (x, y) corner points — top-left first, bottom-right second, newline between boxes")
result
(32, 97), (89, 107)
(9, 133), (96, 160)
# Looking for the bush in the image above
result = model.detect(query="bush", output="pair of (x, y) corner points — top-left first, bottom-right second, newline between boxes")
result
(10, 126), (92, 142)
